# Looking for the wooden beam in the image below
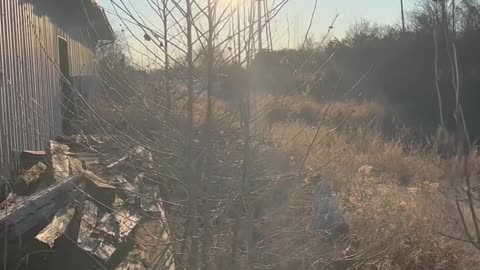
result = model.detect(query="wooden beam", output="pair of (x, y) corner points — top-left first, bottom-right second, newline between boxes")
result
(0, 175), (83, 239)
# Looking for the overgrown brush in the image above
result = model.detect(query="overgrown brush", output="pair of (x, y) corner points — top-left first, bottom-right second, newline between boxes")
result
(265, 97), (480, 269)
(256, 94), (385, 128)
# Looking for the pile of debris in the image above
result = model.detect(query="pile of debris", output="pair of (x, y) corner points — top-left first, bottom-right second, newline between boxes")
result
(0, 135), (175, 270)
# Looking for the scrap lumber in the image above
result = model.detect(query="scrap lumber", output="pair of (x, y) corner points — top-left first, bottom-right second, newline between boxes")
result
(77, 202), (141, 262)
(77, 200), (99, 244)
(76, 200), (136, 262)
(19, 162), (47, 186)
(35, 205), (76, 247)
(0, 175), (82, 239)
(49, 140), (71, 180)
(4, 137), (177, 269)
(10, 150), (48, 193)
(18, 150), (47, 157)
(115, 208), (142, 239)
(11, 150), (47, 172)
(0, 142), (88, 241)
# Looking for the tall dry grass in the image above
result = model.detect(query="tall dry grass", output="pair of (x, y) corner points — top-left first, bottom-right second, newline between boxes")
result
(255, 94), (385, 127)
(259, 95), (480, 269)
(186, 90), (480, 268)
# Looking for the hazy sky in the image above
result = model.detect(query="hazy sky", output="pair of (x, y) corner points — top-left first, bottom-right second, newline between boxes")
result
(99, 0), (419, 64)
(290, 0), (417, 34)
(266, 0), (418, 47)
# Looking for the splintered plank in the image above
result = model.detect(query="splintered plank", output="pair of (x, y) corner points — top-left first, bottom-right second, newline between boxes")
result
(49, 140), (71, 180)
(19, 162), (47, 186)
(35, 205), (76, 247)
(78, 207), (141, 262)
(0, 175), (82, 239)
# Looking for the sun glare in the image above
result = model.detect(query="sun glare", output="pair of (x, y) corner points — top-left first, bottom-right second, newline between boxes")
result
(217, 0), (239, 8)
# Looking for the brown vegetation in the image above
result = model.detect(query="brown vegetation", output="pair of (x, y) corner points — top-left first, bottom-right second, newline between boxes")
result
(253, 95), (480, 269)
(257, 94), (385, 127)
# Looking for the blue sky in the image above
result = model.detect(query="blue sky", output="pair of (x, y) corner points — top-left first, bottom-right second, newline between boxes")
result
(273, 0), (417, 45)
(99, 0), (419, 64)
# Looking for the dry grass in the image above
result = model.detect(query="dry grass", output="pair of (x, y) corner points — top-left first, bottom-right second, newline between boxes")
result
(255, 94), (385, 126)
(176, 89), (480, 268)
(263, 96), (480, 269)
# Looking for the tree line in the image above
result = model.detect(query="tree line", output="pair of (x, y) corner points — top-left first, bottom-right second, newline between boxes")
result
(250, 0), (480, 141)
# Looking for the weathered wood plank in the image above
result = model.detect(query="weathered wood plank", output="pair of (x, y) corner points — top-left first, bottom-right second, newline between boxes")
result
(0, 175), (82, 239)
(35, 205), (75, 247)
(49, 141), (71, 180)
(18, 162), (47, 186)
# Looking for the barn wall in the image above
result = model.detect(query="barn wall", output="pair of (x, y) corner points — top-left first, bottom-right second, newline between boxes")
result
(0, 0), (99, 175)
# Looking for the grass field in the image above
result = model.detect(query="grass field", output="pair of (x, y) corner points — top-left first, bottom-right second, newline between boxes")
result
(251, 94), (480, 269)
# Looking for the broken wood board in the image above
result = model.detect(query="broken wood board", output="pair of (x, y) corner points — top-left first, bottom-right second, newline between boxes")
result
(81, 170), (135, 193)
(78, 200), (99, 245)
(78, 208), (141, 262)
(49, 141), (71, 180)
(21, 150), (47, 156)
(0, 175), (83, 239)
(18, 162), (47, 186)
(36, 205), (76, 247)
(115, 208), (142, 240)
(70, 157), (85, 175)
(79, 238), (118, 262)
(11, 150), (47, 165)
(77, 201), (120, 261)
(11, 150), (47, 179)
(75, 197), (142, 263)
(83, 170), (116, 189)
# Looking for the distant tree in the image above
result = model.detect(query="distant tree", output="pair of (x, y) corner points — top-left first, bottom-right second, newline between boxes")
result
(343, 19), (382, 47)
(98, 43), (137, 103)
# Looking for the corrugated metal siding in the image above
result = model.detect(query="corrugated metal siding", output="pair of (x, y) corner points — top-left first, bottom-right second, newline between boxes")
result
(0, 0), (99, 175)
